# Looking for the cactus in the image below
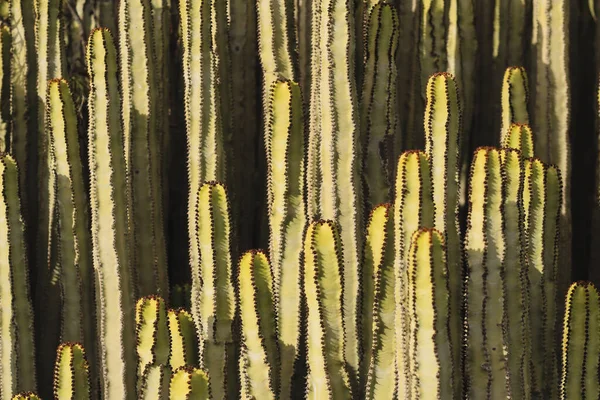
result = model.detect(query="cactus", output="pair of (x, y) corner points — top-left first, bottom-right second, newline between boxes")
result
(191, 181), (236, 399)
(118, 0), (168, 298)
(168, 308), (198, 370)
(523, 157), (562, 398)
(500, 67), (530, 139)
(0, 26), (9, 152)
(362, 204), (395, 399)
(560, 281), (600, 400)
(393, 150), (434, 398)
(360, 3), (398, 209)
(170, 284), (191, 310)
(140, 364), (171, 400)
(86, 28), (136, 400)
(169, 367), (209, 399)
(11, 394), (40, 400)
(0, 154), (36, 398)
(265, 79), (305, 399)
(53, 343), (90, 400)
(303, 220), (353, 399)
(135, 296), (170, 384)
(502, 123), (535, 159)
(237, 250), (277, 399)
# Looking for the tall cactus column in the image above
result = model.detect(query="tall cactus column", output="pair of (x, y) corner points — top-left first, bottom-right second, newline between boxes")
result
(86, 28), (136, 400)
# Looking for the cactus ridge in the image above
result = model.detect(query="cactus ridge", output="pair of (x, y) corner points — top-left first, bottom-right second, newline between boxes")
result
(52, 342), (90, 400)
(167, 308), (198, 371)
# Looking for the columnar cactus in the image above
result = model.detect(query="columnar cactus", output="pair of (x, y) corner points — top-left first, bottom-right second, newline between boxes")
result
(502, 123), (535, 159)
(191, 181), (236, 399)
(119, 0), (168, 298)
(303, 220), (353, 399)
(0, 154), (36, 399)
(169, 367), (209, 399)
(237, 250), (277, 399)
(135, 296), (170, 385)
(140, 364), (171, 400)
(11, 394), (40, 400)
(393, 150), (434, 398)
(86, 28), (136, 400)
(53, 342), (90, 400)
(0, 26), (9, 153)
(501, 67), (530, 139)
(167, 309), (198, 370)
(560, 281), (600, 400)
(265, 79), (305, 399)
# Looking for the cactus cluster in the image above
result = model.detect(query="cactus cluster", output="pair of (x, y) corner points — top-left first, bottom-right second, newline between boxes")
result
(1, 0), (600, 399)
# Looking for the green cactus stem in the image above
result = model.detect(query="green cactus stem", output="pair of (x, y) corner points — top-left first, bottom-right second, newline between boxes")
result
(11, 394), (41, 400)
(303, 220), (353, 399)
(191, 181), (236, 399)
(560, 281), (600, 400)
(500, 67), (530, 139)
(0, 26), (9, 153)
(393, 150), (434, 398)
(119, 0), (168, 299)
(237, 250), (278, 399)
(265, 78), (305, 399)
(168, 308), (198, 370)
(86, 27), (136, 400)
(136, 296), (170, 384)
(53, 342), (90, 400)
(360, 3), (398, 209)
(140, 364), (171, 400)
(502, 123), (534, 159)
(0, 154), (37, 398)
(169, 367), (209, 399)
(362, 204), (396, 399)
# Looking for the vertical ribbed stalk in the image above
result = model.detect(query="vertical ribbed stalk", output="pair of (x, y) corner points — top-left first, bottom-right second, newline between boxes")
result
(86, 28), (135, 400)
(169, 367), (209, 399)
(406, 228), (453, 399)
(307, 0), (362, 378)
(135, 296), (170, 385)
(502, 123), (535, 159)
(238, 251), (278, 399)
(560, 281), (600, 400)
(360, 4), (398, 210)
(119, 0), (168, 298)
(265, 79), (305, 399)
(464, 147), (509, 398)
(523, 157), (562, 398)
(191, 182), (236, 400)
(180, 0), (226, 278)
(53, 342), (90, 400)
(0, 27), (9, 153)
(0, 154), (36, 398)
(303, 220), (353, 399)
(393, 151), (434, 398)
(11, 394), (41, 400)
(168, 309), (198, 370)
(140, 364), (171, 400)
(500, 67), (530, 140)
(363, 204), (396, 399)
(47, 79), (96, 387)
(424, 72), (462, 396)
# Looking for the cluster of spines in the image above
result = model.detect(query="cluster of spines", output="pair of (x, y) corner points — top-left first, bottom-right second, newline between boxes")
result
(560, 281), (600, 399)
(360, 3), (399, 210)
(264, 78), (305, 400)
(53, 342), (90, 400)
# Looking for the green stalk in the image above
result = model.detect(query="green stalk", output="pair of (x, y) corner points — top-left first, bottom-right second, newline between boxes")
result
(168, 367), (209, 399)
(500, 66), (530, 140)
(393, 150), (434, 398)
(140, 364), (171, 400)
(0, 26), (9, 153)
(502, 123), (535, 159)
(168, 309), (198, 370)
(53, 342), (90, 400)
(136, 296), (170, 385)
(0, 154), (36, 398)
(303, 220), (353, 399)
(86, 28), (135, 400)
(119, 0), (168, 298)
(11, 394), (41, 400)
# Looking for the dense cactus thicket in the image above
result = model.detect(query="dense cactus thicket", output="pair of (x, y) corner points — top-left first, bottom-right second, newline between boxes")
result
(3, 0), (600, 399)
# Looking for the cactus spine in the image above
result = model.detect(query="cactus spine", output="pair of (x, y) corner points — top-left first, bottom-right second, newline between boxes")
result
(53, 343), (90, 400)
(560, 281), (600, 400)
(119, 0), (168, 298)
(135, 296), (170, 384)
(191, 182), (236, 399)
(393, 150), (434, 398)
(363, 204), (396, 399)
(167, 309), (198, 370)
(86, 28), (136, 400)
(360, 3), (398, 209)
(0, 154), (36, 399)
(303, 220), (353, 399)
(237, 251), (277, 399)
(501, 67), (530, 140)
(265, 79), (305, 399)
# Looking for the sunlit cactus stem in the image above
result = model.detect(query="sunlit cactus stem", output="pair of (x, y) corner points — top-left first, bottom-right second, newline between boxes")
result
(303, 220), (353, 399)
(502, 123), (534, 159)
(135, 296), (170, 387)
(393, 150), (434, 398)
(560, 281), (600, 400)
(86, 28), (136, 400)
(0, 26), (10, 153)
(11, 394), (41, 400)
(168, 308), (198, 370)
(360, 3), (399, 209)
(191, 182), (236, 399)
(0, 154), (37, 399)
(140, 364), (171, 400)
(501, 66), (530, 139)
(265, 79), (305, 400)
(169, 367), (209, 399)
(53, 342), (90, 400)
